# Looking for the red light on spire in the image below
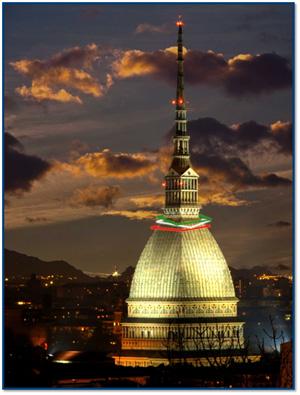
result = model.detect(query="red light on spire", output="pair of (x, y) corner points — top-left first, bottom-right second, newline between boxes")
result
(162, 182), (166, 187)
(178, 98), (184, 104)
(171, 99), (176, 105)
(176, 15), (184, 26)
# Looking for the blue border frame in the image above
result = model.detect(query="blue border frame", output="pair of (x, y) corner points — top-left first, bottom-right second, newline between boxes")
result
(2, 2), (5, 391)
(291, 0), (295, 390)
(2, 1), (295, 390)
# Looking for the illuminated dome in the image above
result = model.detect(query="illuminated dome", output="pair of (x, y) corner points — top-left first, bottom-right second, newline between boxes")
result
(115, 19), (245, 368)
(128, 227), (235, 301)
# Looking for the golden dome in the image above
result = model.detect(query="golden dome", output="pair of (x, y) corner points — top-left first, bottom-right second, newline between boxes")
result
(128, 227), (236, 301)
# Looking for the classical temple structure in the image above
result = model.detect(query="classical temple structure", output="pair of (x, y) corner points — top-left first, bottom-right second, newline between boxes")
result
(114, 18), (245, 367)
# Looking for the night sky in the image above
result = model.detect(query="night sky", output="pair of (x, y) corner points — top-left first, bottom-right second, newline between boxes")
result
(4, 3), (293, 275)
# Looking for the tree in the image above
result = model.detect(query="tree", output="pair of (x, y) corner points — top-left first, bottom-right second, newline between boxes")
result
(255, 315), (286, 387)
(161, 313), (187, 366)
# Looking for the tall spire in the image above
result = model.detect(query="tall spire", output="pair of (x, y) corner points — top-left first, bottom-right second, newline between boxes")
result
(163, 18), (200, 221)
(176, 16), (185, 113)
(170, 17), (190, 174)
(175, 16), (187, 137)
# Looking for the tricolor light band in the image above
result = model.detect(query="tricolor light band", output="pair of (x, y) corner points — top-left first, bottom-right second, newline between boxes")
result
(151, 224), (211, 233)
(156, 213), (212, 227)
(151, 213), (213, 232)
(156, 216), (211, 229)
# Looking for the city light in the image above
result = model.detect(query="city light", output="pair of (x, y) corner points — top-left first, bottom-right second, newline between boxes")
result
(17, 301), (31, 306)
(257, 274), (292, 282)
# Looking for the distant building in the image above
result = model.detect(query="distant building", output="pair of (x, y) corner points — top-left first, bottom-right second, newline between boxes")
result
(112, 265), (121, 278)
(114, 19), (245, 367)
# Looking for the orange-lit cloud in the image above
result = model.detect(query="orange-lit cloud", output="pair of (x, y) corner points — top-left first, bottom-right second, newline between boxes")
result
(11, 43), (292, 104)
(57, 148), (157, 179)
(45, 113), (291, 213)
(10, 44), (111, 103)
(129, 194), (164, 209)
(198, 188), (248, 207)
(54, 116), (291, 210)
(112, 49), (162, 78)
(227, 53), (254, 66)
(113, 48), (291, 96)
(103, 209), (157, 220)
(70, 185), (121, 208)
(16, 83), (82, 104)
(25, 216), (48, 223)
(270, 121), (292, 154)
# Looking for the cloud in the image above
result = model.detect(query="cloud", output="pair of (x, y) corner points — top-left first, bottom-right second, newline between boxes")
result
(113, 48), (292, 96)
(10, 44), (111, 104)
(192, 153), (291, 189)
(170, 117), (293, 156)
(25, 216), (48, 223)
(158, 117), (292, 206)
(129, 190), (245, 211)
(58, 148), (157, 179)
(129, 194), (164, 209)
(5, 132), (52, 194)
(54, 116), (291, 209)
(270, 121), (293, 155)
(70, 185), (121, 208)
(54, 115), (291, 209)
(69, 139), (90, 159)
(135, 23), (170, 34)
(198, 189), (248, 207)
(11, 43), (292, 105)
(225, 53), (292, 95)
(16, 83), (82, 104)
(112, 48), (177, 80)
(268, 221), (291, 227)
(103, 209), (156, 220)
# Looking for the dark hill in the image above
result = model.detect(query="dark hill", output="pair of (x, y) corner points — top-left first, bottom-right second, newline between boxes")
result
(229, 265), (273, 280)
(4, 249), (92, 281)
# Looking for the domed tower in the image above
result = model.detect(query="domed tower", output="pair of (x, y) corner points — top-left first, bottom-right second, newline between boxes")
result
(114, 18), (245, 367)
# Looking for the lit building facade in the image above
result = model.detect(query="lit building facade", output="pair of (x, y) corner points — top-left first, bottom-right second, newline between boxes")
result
(114, 19), (245, 367)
